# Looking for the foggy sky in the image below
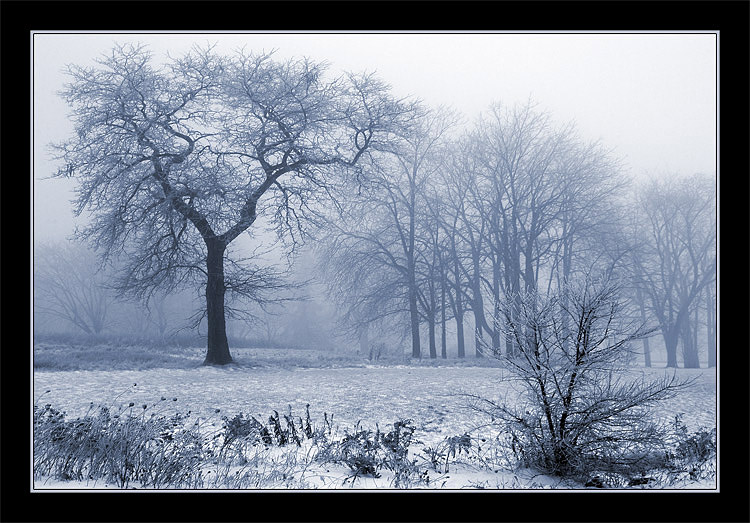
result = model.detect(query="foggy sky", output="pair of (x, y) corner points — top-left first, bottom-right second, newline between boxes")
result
(32, 31), (717, 244)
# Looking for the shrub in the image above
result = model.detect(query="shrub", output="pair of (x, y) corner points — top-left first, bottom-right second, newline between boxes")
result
(421, 433), (472, 473)
(662, 415), (717, 484)
(473, 278), (694, 482)
(316, 419), (422, 486)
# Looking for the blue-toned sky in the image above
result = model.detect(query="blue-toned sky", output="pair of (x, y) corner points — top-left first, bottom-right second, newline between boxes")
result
(33, 32), (717, 243)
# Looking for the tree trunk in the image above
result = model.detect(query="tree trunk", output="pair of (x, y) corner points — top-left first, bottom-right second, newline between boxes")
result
(409, 283), (421, 359)
(663, 327), (679, 368)
(503, 243), (521, 358)
(359, 323), (369, 357)
(642, 330), (652, 368)
(491, 257), (502, 355)
(440, 280), (447, 359)
(706, 284), (716, 367)
(559, 288), (570, 357)
(452, 256), (466, 358)
(428, 278), (438, 359)
(506, 291), (523, 358)
(635, 285), (652, 367)
(428, 316), (437, 359)
(471, 260), (485, 358)
(524, 244), (536, 293)
(681, 318), (700, 369)
(203, 240), (233, 365)
(408, 179), (420, 360)
(474, 323), (484, 358)
(455, 292), (465, 358)
(559, 241), (572, 355)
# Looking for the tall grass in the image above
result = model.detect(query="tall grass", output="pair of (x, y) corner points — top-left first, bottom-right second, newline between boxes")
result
(34, 345), (201, 371)
(34, 395), (432, 489)
(34, 341), (512, 372)
(34, 395), (716, 489)
(34, 398), (205, 487)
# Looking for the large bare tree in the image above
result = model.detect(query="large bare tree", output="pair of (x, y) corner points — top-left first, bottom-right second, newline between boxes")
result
(53, 43), (412, 365)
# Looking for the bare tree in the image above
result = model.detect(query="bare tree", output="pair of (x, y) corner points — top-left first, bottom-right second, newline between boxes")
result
(439, 101), (623, 358)
(469, 276), (690, 478)
(318, 106), (458, 359)
(632, 174), (716, 368)
(53, 44), (412, 365)
(703, 266), (717, 368)
(438, 147), (490, 357)
(139, 289), (202, 344)
(34, 241), (115, 335)
(433, 151), (478, 358)
(416, 191), (450, 359)
(319, 221), (410, 343)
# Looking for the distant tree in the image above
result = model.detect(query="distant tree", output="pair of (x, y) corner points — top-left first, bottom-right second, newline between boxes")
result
(34, 241), (115, 335)
(425, 192), (458, 359)
(318, 225), (409, 348)
(632, 174), (716, 368)
(53, 43), (412, 365)
(433, 151), (476, 358)
(440, 101), (623, 358)
(139, 289), (200, 344)
(471, 102), (577, 357)
(438, 146), (489, 358)
(703, 263), (717, 368)
(416, 191), (449, 359)
(143, 293), (179, 343)
(318, 106), (457, 359)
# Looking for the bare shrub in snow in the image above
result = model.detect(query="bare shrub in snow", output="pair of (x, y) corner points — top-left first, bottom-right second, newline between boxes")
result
(469, 277), (695, 483)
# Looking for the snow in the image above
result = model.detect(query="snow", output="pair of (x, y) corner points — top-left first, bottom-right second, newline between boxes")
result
(32, 357), (717, 490)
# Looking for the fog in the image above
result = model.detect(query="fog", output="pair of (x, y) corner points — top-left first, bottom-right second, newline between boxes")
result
(30, 31), (720, 494)
(32, 32), (717, 359)
(33, 32), (716, 240)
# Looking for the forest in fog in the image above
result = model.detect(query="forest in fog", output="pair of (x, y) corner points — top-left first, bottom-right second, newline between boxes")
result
(30, 32), (721, 495)
(32, 42), (716, 370)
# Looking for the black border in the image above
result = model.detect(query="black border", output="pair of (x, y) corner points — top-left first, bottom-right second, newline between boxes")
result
(3, 1), (748, 522)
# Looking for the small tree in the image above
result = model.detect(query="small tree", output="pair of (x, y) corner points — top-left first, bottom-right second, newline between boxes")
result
(34, 241), (115, 335)
(472, 277), (691, 479)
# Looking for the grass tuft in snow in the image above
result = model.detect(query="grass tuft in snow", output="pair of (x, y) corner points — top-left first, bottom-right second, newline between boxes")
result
(34, 396), (436, 489)
(33, 396), (205, 488)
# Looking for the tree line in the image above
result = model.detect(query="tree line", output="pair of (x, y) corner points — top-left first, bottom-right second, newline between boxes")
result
(44, 44), (716, 368)
(317, 103), (716, 368)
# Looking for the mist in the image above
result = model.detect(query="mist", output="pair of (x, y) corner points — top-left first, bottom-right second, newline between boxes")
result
(31, 31), (718, 494)
(33, 31), (716, 358)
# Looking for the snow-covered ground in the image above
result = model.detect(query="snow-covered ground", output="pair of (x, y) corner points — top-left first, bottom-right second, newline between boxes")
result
(32, 352), (717, 490)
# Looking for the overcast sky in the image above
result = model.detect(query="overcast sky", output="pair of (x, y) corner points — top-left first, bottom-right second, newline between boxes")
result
(32, 31), (717, 243)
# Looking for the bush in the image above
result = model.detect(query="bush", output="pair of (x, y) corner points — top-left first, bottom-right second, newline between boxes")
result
(474, 278), (695, 482)
(662, 415), (717, 484)
(421, 433), (472, 473)
(316, 419), (422, 486)
(218, 404), (331, 465)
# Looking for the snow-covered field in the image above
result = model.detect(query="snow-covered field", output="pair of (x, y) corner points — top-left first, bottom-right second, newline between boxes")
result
(32, 347), (717, 490)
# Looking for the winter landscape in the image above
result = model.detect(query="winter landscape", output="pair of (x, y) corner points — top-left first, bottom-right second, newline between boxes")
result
(32, 32), (717, 491)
